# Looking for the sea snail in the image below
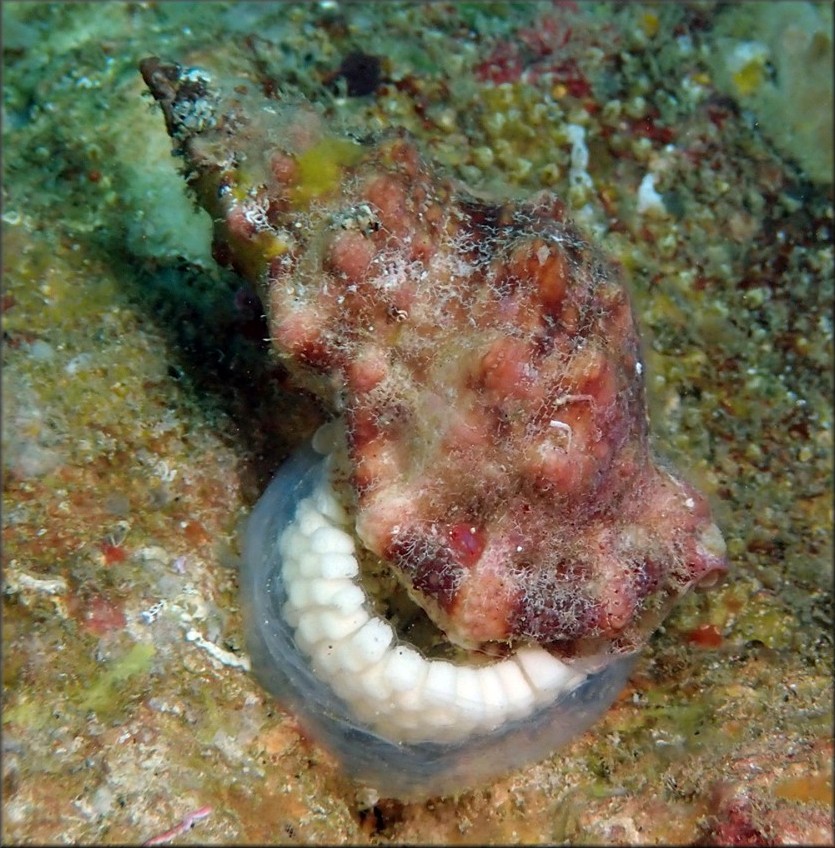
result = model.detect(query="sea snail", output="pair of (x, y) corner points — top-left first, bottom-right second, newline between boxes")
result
(140, 57), (728, 799)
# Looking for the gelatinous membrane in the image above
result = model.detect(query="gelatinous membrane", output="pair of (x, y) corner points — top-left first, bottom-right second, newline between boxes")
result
(240, 429), (635, 800)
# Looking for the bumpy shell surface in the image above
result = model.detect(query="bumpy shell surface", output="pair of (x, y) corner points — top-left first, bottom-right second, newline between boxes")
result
(141, 58), (727, 662)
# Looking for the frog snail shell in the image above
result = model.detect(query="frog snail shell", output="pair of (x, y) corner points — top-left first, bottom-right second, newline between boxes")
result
(140, 56), (726, 798)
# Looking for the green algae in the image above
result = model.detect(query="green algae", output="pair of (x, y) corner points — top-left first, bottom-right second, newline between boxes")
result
(3, 696), (58, 733)
(291, 137), (365, 206)
(3, 639), (155, 728)
(732, 600), (797, 652)
(77, 641), (156, 716)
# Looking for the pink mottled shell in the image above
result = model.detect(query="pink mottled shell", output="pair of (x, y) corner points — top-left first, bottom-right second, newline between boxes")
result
(141, 58), (727, 663)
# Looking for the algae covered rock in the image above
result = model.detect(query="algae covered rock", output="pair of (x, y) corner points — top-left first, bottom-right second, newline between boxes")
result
(708, 1), (833, 185)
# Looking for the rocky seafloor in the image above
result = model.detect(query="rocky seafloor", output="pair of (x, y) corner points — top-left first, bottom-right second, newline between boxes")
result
(2, 2), (832, 844)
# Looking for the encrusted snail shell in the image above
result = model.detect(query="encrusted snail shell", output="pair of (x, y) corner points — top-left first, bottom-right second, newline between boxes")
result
(141, 56), (726, 797)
